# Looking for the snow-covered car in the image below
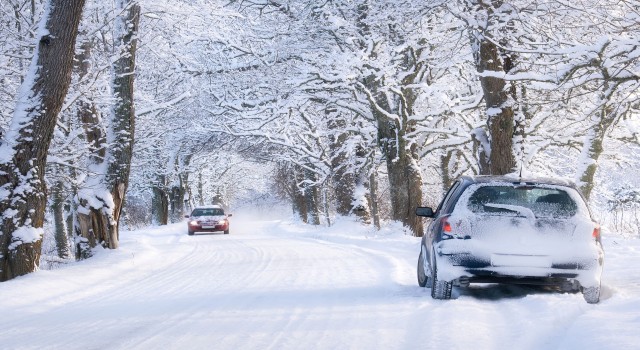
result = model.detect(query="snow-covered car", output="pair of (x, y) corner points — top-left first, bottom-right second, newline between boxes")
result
(185, 205), (232, 235)
(416, 176), (604, 303)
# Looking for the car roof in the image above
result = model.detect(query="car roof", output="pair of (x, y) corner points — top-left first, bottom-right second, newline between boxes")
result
(460, 175), (578, 188)
(193, 205), (223, 209)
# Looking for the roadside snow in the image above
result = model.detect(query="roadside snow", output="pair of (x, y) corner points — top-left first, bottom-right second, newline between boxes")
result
(0, 214), (638, 350)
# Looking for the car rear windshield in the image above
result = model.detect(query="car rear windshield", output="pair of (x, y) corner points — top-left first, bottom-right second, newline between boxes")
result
(192, 208), (224, 216)
(466, 185), (578, 218)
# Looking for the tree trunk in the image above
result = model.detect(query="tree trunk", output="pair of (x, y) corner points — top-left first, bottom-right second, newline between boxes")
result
(375, 105), (424, 236)
(75, 208), (109, 260)
(577, 107), (614, 201)
(75, 1), (140, 255)
(356, 2), (424, 236)
(368, 171), (380, 230)
(367, 59), (424, 236)
(328, 119), (372, 223)
(169, 155), (191, 222)
(305, 169), (321, 225)
(351, 174), (371, 224)
(170, 182), (186, 222)
(103, 1), (140, 247)
(472, 128), (491, 175)
(73, 35), (107, 258)
(51, 178), (70, 259)
(0, 0), (85, 281)
(470, 0), (517, 175)
(477, 39), (516, 175)
(197, 171), (205, 206)
(328, 117), (356, 216)
(292, 166), (308, 223)
(352, 146), (372, 223)
(152, 175), (169, 225)
(440, 150), (454, 193)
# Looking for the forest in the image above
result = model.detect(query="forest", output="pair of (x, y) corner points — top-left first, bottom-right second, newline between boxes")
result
(0, 0), (638, 282)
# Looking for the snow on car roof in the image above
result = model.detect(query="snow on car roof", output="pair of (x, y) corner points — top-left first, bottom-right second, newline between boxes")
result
(194, 205), (223, 209)
(462, 175), (577, 188)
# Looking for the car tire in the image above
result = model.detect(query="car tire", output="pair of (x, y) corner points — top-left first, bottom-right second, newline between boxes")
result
(224, 229), (229, 235)
(188, 230), (194, 236)
(582, 285), (600, 304)
(417, 248), (430, 287)
(430, 249), (452, 300)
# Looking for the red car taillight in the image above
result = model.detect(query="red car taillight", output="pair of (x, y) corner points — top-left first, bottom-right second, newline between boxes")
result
(439, 216), (454, 239)
(592, 224), (601, 241)
(442, 220), (452, 233)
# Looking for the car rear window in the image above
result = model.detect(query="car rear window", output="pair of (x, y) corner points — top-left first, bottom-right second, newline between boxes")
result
(466, 185), (578, 218)
(192, 208), (224, 216)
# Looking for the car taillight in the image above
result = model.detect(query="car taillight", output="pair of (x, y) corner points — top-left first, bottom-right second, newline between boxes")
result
(443, 220), (452, 233)
(592, 225), (601, 241)
(439, 217), (454, 239)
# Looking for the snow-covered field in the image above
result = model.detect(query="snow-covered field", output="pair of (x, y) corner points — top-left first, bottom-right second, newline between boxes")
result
(1, 212), (639, 350)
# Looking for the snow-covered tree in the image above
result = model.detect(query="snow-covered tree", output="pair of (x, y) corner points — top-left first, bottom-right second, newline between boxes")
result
(0, 0), (85, 281)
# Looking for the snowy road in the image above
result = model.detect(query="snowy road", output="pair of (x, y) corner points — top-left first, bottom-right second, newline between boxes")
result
(1, 216), (639, 350)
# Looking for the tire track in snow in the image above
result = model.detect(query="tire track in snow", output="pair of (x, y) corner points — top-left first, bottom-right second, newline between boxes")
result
(107, 234), (281, 350)
(279, 231), (598, 350)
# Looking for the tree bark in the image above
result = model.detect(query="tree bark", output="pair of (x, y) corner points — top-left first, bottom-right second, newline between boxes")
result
(357, 2), (423, 236)
(328, 115), (372, 222)
(379, 125), (424, 236)
(373, 91), (423, 236)
(152, 175), (169, 225)
(578, 107), (614, 201)
(305, 168), (321, 225)
(476, 38), (516, 175)
(470, 0), (517, 175)
(170, 181), (186, 222)
(74, 36), (111, 258)
(0, 0), (85, 281)
(51, 178), (70, 259)
(75, 1), (140, 255)
(368, 171), (380, 230)
(292, 166), (308, 223)
(169, 155), (191, 222)
(440, 150), (454, 193)
(103, 1), (140, 247)
(328, 117), (356, 216)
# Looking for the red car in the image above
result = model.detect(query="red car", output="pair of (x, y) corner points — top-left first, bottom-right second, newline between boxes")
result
(185, 205), (232, 235)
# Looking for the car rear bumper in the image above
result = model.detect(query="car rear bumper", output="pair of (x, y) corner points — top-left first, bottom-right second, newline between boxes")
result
(435, 242), (604, 288)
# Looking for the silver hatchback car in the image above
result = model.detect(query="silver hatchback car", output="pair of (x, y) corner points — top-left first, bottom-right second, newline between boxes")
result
(416, 176), (604, 303)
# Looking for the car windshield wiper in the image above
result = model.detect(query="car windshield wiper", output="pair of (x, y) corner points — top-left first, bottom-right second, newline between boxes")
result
(483, 203), (536, 220)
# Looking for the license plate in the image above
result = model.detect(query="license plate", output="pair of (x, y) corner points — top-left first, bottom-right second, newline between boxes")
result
(201, 226), (214, 229)
(491, 254), (551, 268)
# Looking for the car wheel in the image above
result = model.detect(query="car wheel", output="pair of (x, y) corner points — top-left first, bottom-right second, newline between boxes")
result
(560, 279), (580, 293)
(582, 285), (600, 304)
(430, 248), (452, 300)
(417, 248), (430, 287)
(188, 230), (194, 236)
(224, 229), (229, 235)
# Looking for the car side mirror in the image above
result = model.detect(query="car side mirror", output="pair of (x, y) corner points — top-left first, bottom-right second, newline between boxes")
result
(227, 214), (233, 217)
(415, 207), (435, 218)
(184, 215), (190, 219)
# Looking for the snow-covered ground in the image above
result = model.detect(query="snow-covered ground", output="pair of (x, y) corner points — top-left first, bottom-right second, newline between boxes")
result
(1, 211), (639, 350)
